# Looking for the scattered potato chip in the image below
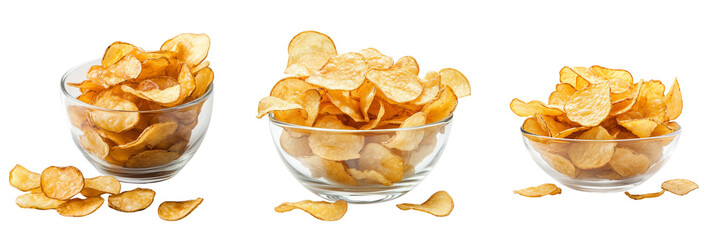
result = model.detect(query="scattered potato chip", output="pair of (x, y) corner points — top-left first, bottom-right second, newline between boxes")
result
(41, 166), (84, 200)
(396, 191), (453, 217)
(274, 199), (347, 221)
(81, 176), (121, 197)
(158, 198), (203, 221)
(624, 190), (665, 200)
(16, 193), (66, 210)
(513, 183), (561, 197)
(662, 179), (698, 196)
(57, 196), (104, 217)
(108, 188), (156, 212)
(9, 164), (40, 191)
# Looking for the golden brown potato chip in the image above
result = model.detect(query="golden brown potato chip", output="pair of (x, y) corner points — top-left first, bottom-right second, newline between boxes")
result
(9, 164), (40, 191)
(358, 143), (404, 183)
(326, 90), (364, 122)
(109, 121), (178, 162)
(190, 67), (214, 99)
(393, 56), (419, 76)
(366, 67), (423, 103)
(163, 64), (196, 107)
(89, 95), (140, 132)
(40, 166), (84, 200)
(541, 152), (578, 178)
(357, 82), (376, 122)
(608, 147), (650, 177)
(348, 168), (392, 186)
(125, 150), (180, 168)
(510, 98), (564, 117)
(360, 48), (394, 69)
(548, 83), (576, 107)
(383, 112), (427, 151)
(280, 130), (314, 158)
(397, 191), (454, 217)
(662, 179), (698, 196)
(88, 55), (142, 88)
(160, 33), (211, 67)
(422, 87), (458, 123)
(108, 188), (156, 212)
(270, 77), (318, 100)
(513, 183), (562, 197)
(534, 113), (570, 137)
(360, 101), (386, 130)
(256, 96), (303, 119)
(321, 159), (357, 185)
(568, 126), (616, 169)
(618, 118), (658, 138)
(439, 68), (471, 98)
(522, 117), (549, 136)
(136, 57), (170, 80)
(624, 190), (664, 200)
(664, 79), (682, 121)
(286, 31), (337, 74)
(306, 52), (367, 90)
(191, 60), (210, 74)
(102, 42), (137, 67)
(80, 176), (121, 197)
(409, 71), (442, 106)
(158, 198), (203, 221)
(121, 84), (182, 105)
(275, 199), (347, 221)
(564, 81), (611, 127)
(308, 116), (364, 160)
(16, 193), (66, 210)
(56, 196), (104, 217)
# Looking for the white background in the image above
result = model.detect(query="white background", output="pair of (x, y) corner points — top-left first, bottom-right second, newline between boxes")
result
(1, 0), (719, 239)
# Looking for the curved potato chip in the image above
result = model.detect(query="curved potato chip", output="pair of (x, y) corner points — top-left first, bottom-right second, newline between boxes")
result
(618, 118), (658, 138)
(41, 166), (84, 200)
(286, 31), (337, 73)
(79, 129), (110, 159)
(306, 52), (367, 90)
(348, 168), (392, 186)
(256, 96), (303, 119)
(158, 198), (203, 221)
(513, 183), (561, 197)
(160, 33), (210, 67)
(439, 68), (471, 98)
(121, 84), (182, 105)
(285, 64), (311, 78)
(102, 42), (137, 67)
(108, 188), (156, 212)
(270, 77), (318, 100)
(625, 190), (664, 200)
(88, 55), (142, 87)
(164, 64), (196, 107)
(191, 67), (214, 99)
(366, 67), (423, 103)
(359, 48), (394, 69)
(280, 130), (314, 157)
(356, 82), (376, 121)
(68, 80), (106, 94)
(57, 196), (104, 217)
(662, 179), (698, 196)
(609, 147), (650, 177)
(80, 176), (121, 197)
(409, 71), (441, 106)
(325, 90), (364, 122)
(109, 121), (178, 162)
(534, 113), (570, 137)
(541, 152), (577, 178)
(393, 56), (419, 76)
(321, 159), (357, 185)
(564, 81), (611, 127)
(522, 117), (549, 136)
(359, 143), (404, 183)
(275, 199), (347, 221)
(360, 101), (386, 130)
(422, 87), (458, 123)
(568, 126), (616, 169)
(510, 98), (564, 117)
(9, 164), (40, 191)
(397, 191), (453, 217)
(125, 150), (180, 168)
(664, 79), (682, 121)
(16, 193), (66, 210)
(308, 116), (364, 160)
(548, 83), (576, 107)
(137, 57), (170, 80)
(89, 95), (140, 132)
(383, 112), (426, 151)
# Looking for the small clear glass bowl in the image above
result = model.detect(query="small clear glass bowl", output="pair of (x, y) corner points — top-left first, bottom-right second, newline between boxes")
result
(521, 126), (681, 192)
(269, 114), (453, 203)
(61, 60), (214, 183)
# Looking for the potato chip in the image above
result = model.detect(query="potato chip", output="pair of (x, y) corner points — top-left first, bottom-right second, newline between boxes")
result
(256, 96), (303, 119)
(661, 179), (698, 196)
(163, 64), (196, 106)
(510, 98), (564, 117)
(357, 82), (376, 121)
(56, 196), (104, 217)
(397, 191), (453, 217)
(321, 159), (357, 185)
(541, 152), (577, 178)
(624, 190), (665, 200)
(522, 117), (549, 136)
(286, 31), (337, 74)
(280, 130), (314, 158)
(348, 168), (392, 186)
(270, 77), (318, 100)
(88, 55), (142, 88)
(513, 183), (562, 197)
(16, 193), (66, 210)
(439, 68), (471, 98)
(383, 112), (427, 151)
(408, 71), (442, 106)
(306, 52), (367, 90)
(88, 95), (140, 132)
(664, 78), (682, 121)
(190, 67), (214, 99)
(393, 56), (419, 76)
(360, 101), (386, 130)
(564, 81), (611, 127)
(618, 118), (658, 138)
(137, 57), (170, 80)
(124, 150), (180, 168)
(160, 33), (210, 67)
(102, 42), (137, 67)
(80, 176), (121, 197)
(275, 199), (347, 221)
(121, 84), (182, 105)
(40, 166), (84, 200)
(358, 143), (404, 183)
(366, 67), (423, 103)
(285, 64), (311, 78)
(568, 126), (616, 169)
(109, 121), (178, 162)
(548, 83), (576, 107)
(608, 147), (650, 177)
(326, 90), (364, 122)
(158, 198), (203, 221)
(108, 188), (156, 212)
(9, 164), (40, 191)
(422, 87), (458, 123)
(534, 113), (570, 137)
(359, 48), (394, 69)
(308, 116), (364, 160)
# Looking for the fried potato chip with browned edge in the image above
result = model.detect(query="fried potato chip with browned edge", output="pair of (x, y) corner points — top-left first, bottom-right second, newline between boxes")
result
(422, 87), (458, 123)
(16, 193), (66, 210)
(102, 42), (137, 67)
(286, 31), (337, 74)
(624, 190), (665, 200)
(439, 68), (471, 98)
(397, 191), (454, 217)
(275, 199), (347, 221)
(513, 183), (562, 197)
(57, 196), (104, 217)
(160, 33), (211, 67)
(81, 176), (121, 197)
(41, 166), (84, 200)
(9, 164), (40, 191)
(108, 188), (156, 212)
(662, 179), (698, 196)
(158, 198), (203, 221)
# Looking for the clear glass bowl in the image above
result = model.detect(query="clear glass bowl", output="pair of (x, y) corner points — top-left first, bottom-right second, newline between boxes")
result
(61, 60), (214, 183)
(269, 114), (453, 203)
(521, 126), (681, 192)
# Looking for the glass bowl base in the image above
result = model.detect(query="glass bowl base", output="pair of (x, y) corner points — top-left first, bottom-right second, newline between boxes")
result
(556, 177), (648, 193)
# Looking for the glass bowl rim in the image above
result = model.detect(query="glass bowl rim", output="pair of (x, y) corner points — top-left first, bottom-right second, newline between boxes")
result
(61, 59), (214, 113)
(269, 113), (453, 133)
(520, 124), (682, 142)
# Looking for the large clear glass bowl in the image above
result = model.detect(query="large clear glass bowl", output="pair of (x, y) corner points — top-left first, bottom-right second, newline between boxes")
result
(269, 114), (453, 203)
(61, 60), (213, 183)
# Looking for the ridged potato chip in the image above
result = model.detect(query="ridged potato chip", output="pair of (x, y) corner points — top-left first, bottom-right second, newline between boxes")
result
(366, 67), (423, 103)
(513, 183), (561, 197)
(397, 191), (453, 217)
(80, 176), (121, 197)
(306, 52), (367, 90)
(160, 33), (210, 67)
(308, 116), (364, 160)
(9, 164), (40, 191)
(624, 190), (665, 200)
(158, 198), (203, 221)
(16, 193), (66, 210)
(359, 143), (404, 183)
(108, 188), (156, 212)
(564, 81), (611, 127)
(662, 179), (698, 196)
(383, 112), (427, 151)
(275, 199), (347, 221)
(57, 196), (104, 217)
(286, 31), (337, 74)
(40, 166), (84, 200)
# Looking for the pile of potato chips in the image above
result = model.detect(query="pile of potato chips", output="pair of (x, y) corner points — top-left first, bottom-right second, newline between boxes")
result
(512, 66), (682, 180)
(257, 31), (470, 186)
(10, 164), (202, 220)
(67, 33), (213, 168)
